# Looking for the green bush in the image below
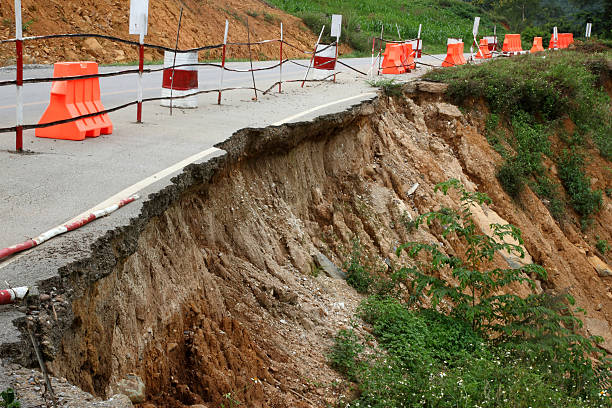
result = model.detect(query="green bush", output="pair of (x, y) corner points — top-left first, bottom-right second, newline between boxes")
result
(344, 241), (374, 294)
(596, 237), (610, 255)
(0, 389), (20, 408)
(558, 150), (602, 220)
(497, 159), (525, 197)
(328, 329), (364, 381)
(426, 50), (611, 221)
(533, 176), (566, 220)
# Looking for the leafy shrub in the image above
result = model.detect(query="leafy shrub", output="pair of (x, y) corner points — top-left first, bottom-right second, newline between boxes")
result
(557, 150), (602, 220)
(596, 237), (610, 255)
(533, 176), (566, 220)
(328, 329), (364, 381)
(0, 389), (20, 408)
(344, 241), (374, 293)
(497, 159), (525, 197)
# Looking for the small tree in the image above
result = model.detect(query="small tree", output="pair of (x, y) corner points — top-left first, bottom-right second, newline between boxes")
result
(396, 179), (547, 332)
(396, 180), (610, 397)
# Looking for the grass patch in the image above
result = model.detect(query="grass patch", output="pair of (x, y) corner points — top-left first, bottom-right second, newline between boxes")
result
(367, 78), (403, 97)
(266, 0), (506, 55)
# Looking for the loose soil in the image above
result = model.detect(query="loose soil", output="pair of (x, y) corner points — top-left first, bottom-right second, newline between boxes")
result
(0, 0), (348, 66)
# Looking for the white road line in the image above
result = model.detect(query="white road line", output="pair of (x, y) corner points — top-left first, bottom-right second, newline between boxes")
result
(0, 92), (377, 271)
(64, 147), (224, 224)
(272, 92), (376, 125)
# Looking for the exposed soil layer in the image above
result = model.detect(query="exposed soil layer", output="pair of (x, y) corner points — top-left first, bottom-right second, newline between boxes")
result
(0, 0), (340, 66)
(6, 83), (612, 407)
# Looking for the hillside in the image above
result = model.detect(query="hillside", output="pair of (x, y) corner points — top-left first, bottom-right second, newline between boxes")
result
(266, 0), (507, 55)
(0, 0), (321, 66)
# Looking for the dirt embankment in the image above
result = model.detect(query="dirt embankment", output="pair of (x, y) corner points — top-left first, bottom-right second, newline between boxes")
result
(0, 0), (332, 66)
(6, 84), (612, 407)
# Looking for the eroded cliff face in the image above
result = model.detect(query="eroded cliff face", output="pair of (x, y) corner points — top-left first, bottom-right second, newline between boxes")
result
(22, 84), (611, 407)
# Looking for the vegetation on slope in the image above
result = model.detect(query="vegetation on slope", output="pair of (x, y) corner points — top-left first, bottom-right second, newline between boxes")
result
(475, 0), (612, 40)
(266, 0), (506, 55)
(330, 181), (611, 408)
(424, 45), (611, 229)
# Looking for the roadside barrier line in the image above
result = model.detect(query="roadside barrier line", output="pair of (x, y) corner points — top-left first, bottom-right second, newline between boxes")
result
(0, 58), (370, 111)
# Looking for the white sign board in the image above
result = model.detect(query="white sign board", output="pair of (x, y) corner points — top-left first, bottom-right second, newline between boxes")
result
(586, 23), (592, 38)
(129, 0), (149, 36)
(472, 17), (480, 37)
(316, 44), (337, 59)
(331, 14), (342, 38)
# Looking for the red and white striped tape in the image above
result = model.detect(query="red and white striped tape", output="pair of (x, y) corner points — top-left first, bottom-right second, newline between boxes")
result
(0, 195), (139, 261)
(0, 286), (28, 305)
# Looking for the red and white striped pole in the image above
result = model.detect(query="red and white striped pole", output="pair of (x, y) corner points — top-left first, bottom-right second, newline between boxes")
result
(301, 25), (325, 88)
(0, 195), (139, 261)
(217, 20), (229, 105)
(15, 0), (23, 152)
(417, 24), (422, 58)
(137, 28), (144, 123)
(333, 30), (339, 83)
(377, 25), (384, 76)
(0, 287), (28, 305)
(278, 22), (283, 93)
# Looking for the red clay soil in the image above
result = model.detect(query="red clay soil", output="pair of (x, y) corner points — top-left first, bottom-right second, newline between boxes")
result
(0, 0), (347, 66)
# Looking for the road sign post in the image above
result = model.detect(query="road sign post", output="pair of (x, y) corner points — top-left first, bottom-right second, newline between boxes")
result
(331, 14), (342, 82)
(15, 0), (23, 151)
(129, 0), (149, 123)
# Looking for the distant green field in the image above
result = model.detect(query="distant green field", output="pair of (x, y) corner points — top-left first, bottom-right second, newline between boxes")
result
(266, 0), (507, 55)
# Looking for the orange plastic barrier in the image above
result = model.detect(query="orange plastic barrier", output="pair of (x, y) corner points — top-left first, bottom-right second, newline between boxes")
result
(382, 43), (406, 74)
(36, 62), (113, 141)
(502, 34), (523, 54)
(442, 40), (466, 67)
(548, 33), (574, 50)
(475, 39), (492, 59)
(530, 37), (545, 53)
(401, 43), (416, 70)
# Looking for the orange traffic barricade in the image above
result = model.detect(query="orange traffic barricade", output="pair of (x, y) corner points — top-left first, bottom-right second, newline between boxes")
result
(549, 33), (574, 50)
(475, 38), (492, 59)
(442, 39), (466, 67)
(401, 43), (416, 70)
(530, 37), (545, 53)
(36, 62), (113, 141)
(382, 43), (406, 74)
(502, 34), (523, 54)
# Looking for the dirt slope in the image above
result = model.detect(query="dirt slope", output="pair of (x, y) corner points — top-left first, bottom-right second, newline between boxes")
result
(0, 0), (324, 66)
(5, 82), (608, 407)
